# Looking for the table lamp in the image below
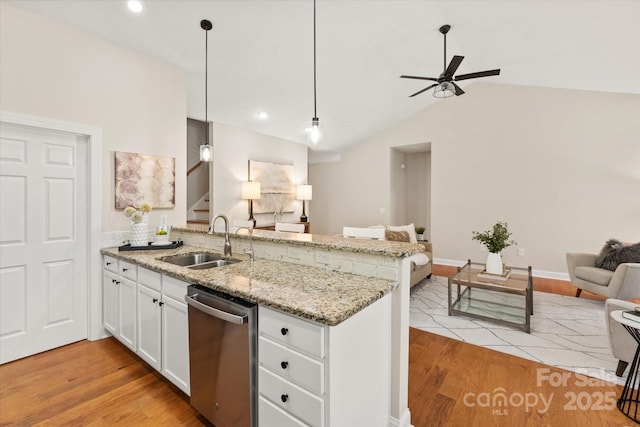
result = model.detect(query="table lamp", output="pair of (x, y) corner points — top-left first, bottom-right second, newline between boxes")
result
(296, 185), (312, 223)
(242, 181), (261, 226)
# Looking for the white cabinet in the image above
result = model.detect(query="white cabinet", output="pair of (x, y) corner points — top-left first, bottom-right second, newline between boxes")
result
(258, 294), (391, 427)
(102, 256), (136, 352)
(103, 258), (190, 396)
(161, 288), (190, 394)
(137, 267), (162, 370)
(136, 267), (190, 395)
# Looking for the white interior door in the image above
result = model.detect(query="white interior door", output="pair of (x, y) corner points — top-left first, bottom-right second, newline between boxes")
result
(0, 123), (88, 364)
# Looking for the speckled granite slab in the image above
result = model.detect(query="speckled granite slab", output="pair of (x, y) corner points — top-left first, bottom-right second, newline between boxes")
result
(101, 245), (396, 326)
(173, 224), (425, 257)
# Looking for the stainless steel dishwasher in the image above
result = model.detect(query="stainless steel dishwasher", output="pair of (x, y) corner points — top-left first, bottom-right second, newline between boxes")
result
(185, 284), (257, 427)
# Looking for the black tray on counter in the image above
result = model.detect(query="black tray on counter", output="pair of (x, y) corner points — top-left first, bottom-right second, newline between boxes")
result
(119, 240), (183, 251)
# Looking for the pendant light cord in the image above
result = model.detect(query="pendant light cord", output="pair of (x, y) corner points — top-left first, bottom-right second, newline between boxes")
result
(313, 0), (317, 119)
(205, 27), (209, 145)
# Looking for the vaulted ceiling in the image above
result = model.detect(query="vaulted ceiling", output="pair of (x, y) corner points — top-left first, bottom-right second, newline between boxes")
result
(9, 1), (640, 161)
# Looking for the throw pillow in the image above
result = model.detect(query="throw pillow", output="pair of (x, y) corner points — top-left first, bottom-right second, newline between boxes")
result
(595, 239), (640, 271)
(385, 229), (410, 242)
(388, 223), (418, 243)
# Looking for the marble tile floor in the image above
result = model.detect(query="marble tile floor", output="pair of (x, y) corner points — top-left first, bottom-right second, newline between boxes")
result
(410, 276), (627, 386)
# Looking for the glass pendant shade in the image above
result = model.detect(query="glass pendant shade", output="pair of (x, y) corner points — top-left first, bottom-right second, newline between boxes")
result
(200, 144), (212, 162)
(433, 81), (456, 98)
(306, 117), (322, 145)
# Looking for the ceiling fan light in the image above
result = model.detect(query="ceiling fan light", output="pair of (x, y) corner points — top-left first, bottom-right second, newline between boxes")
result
(433, 82), (456, 98)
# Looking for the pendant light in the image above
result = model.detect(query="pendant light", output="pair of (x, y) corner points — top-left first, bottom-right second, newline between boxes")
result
(199, 19), (213, 162)
(305, 0), (322, 145)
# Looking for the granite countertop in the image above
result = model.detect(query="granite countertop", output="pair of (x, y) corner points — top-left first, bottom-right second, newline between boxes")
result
(101, 245), (396, 326)
(173, 224), (426, 258)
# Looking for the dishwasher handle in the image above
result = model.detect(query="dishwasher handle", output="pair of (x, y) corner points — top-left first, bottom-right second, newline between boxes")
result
(185, 294), (248, 325)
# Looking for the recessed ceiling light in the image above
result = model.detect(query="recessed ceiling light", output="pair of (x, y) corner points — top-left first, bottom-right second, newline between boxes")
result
(127, 0), (143, 13)
(258, 112), (268, 120)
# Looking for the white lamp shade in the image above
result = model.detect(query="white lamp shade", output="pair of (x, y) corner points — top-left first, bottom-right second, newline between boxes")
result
(242, 181), (261, 200)
(296, 184), (312, 201)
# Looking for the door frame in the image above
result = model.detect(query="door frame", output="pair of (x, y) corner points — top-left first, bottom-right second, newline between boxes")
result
(1, 111), (103, 341)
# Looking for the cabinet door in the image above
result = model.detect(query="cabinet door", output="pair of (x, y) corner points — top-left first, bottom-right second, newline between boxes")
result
(161, 295), (190, 395)
(103, 269), (119, 335)
(137, 284), (161, 370)
(118, 276), (137, 351)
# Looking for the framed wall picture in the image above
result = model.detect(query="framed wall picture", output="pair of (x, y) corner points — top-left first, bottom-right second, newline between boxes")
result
(248, 160), (295, 214)
(114, 151), (175, 209)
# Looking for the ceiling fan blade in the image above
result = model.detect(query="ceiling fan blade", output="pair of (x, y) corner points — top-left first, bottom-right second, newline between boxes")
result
(409, 83), (438, 97)
(452, 82), (465, 96)
(442, 55), (464, 78)
(400, 75), (439, 82)
(455, 69), (501, 81)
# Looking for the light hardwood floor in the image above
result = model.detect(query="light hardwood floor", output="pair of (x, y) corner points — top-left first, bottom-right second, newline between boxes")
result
(0, 270), (627, 426)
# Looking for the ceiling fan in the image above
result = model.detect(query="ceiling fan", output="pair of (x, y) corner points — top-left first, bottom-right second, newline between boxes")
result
(400, 24), (501, 98)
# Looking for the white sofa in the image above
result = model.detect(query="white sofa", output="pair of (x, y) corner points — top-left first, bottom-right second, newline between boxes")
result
(342, 226), (432, 288)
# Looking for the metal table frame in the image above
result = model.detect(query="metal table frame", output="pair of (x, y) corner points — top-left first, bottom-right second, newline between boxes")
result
(448, 260), (533, 333)
(611, 311), (640, 423)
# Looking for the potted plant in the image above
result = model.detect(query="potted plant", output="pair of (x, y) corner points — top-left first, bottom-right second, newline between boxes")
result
(124, 202), (152, 247)
(415, 226), (426, 241)
(472, 221), (516, 275)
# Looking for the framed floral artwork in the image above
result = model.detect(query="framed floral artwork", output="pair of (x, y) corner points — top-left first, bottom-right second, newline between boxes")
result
(114, 151), (175, 209)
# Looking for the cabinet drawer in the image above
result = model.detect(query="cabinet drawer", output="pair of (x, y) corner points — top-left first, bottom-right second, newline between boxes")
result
(138, 267), (161, 292)
(259, 306), (325, 358)
(103, 255), (118, 273)
(119, 261), (137, 281)
(259, 336), (324, 395)
(162, 275), (189, 301)
(259, 367), (323, 427)
(259, 396), (308, 427)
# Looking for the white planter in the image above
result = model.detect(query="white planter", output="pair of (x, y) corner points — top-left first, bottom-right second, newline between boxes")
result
(485, 252), (503, 275)
(130, 223), (148, 247)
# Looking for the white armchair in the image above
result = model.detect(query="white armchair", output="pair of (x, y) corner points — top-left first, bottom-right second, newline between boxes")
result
(605, 299), (638, 376)
(566, 253), (640, 299)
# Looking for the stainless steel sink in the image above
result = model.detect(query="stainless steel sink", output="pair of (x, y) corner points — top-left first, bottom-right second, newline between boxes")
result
(188, 259), (241, 270)
(159, 252), (240, 270)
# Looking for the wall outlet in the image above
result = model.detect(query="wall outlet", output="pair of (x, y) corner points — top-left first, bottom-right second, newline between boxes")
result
(518, 248), (525, 256)
(315, 251), (331, 264)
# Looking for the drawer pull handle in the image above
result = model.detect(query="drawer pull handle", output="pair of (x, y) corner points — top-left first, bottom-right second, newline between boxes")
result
(122, 268), (128, 272)
(106, 262), (111, 266)
(281, 328), (288, 336)
(281, 361), (288, 369)
(152, 298), (158, 303)
(159, 301), (164, 307)
(281, 394), (289, 403)
(112, 279), (116, 283)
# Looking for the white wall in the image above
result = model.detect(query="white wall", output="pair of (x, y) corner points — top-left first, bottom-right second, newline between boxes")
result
(406, 151), (430, 240)
(0, 3), (187, 232)
(211, 122), (309, 228)
(310, 83), (640, 275)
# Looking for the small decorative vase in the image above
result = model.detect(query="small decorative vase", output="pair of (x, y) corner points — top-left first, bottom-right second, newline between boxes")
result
(485, 252), (503, 275)
(130, 222), (148, 247)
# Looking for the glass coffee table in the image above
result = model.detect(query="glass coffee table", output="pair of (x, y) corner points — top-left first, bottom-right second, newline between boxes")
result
(448, 260), (533, 333)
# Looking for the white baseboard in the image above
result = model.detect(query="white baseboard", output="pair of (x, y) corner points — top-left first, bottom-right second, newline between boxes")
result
(434, 258), (570, 281)
(388, 409), (412, 427)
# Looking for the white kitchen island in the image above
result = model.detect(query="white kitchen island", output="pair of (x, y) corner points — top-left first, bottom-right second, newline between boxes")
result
(101, 225), (426, 426)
